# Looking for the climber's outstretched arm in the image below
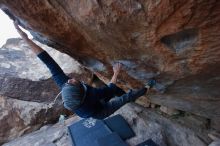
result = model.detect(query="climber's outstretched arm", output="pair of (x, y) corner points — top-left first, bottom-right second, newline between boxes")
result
(14, 22), (44, 55)
(13, 21), (69, 88)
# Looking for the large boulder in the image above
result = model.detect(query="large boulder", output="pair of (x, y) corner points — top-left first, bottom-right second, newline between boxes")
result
(0, 95), (64, 145)
(0, 38), (92, 144)
(0, 38), (86, 102)
(2, 116), (80, 146)
(3, 103), (209, 146)
(0, 0), (219, 129)
(114, 103), (208, 146)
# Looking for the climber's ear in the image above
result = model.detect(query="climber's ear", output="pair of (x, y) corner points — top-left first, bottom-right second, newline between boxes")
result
(68, 78), (80, 85)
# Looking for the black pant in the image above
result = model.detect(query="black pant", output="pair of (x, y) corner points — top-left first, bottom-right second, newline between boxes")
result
(93, 86), (147, 119)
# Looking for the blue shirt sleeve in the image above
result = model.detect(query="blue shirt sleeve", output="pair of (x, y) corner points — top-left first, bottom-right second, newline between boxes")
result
(37, 51), (70, 89)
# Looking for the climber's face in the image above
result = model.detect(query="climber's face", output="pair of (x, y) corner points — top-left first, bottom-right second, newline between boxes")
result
(68, 78), (80, 85)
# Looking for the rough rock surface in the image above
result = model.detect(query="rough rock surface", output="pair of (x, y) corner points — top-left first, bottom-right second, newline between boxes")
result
(0, 95), (65, 145)
(160, 105), (180, 116)
(0, 38), (92, 144)
(209, 141), (220, 146)
(0, 38), (81, 81)
(2, 116), (80, 146)
(0, 38), (88, 102)
(0, 0), (219, 129)
(114, 103), (208, 146)
(3, 103), (209, 146)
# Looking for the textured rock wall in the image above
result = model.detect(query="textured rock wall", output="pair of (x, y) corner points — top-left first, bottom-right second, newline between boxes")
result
(3, 103), (210, 146)
(0, 0), (219, 130)
(0, 38), (93, 144)
(2, 116), (80, 146)
(0, 38), (90, 102)
(0, 95), (64, 145)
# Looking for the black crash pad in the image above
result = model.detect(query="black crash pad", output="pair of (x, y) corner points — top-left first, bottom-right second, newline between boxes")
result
(68, 115), (135, 146)
(97, 132), (129, 146)
(68, 118), (111, 146)
(104, 114), (135, 140)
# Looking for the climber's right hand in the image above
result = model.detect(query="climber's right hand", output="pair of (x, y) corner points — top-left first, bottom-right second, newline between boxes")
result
(113, 63), (122, 75)
(13, 21), (28, 39)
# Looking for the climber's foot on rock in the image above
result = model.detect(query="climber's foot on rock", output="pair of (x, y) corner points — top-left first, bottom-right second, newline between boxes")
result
(145, 79), (156, 89)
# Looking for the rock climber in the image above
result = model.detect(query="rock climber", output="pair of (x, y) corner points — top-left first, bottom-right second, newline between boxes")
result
(14, 21), (155, 119)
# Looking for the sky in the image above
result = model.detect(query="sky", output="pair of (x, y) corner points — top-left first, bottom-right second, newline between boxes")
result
(0, 10), (31, 47)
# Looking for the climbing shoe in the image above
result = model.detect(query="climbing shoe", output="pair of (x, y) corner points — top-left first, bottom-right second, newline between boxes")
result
(145, 79), (156, 89)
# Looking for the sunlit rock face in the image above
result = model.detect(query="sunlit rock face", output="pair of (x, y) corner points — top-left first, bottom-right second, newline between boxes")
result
(0, 38), (92, 145)
(0, 0), (220, 130)
(0, 38), (81, 81)
(0, 38), (92, 102)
